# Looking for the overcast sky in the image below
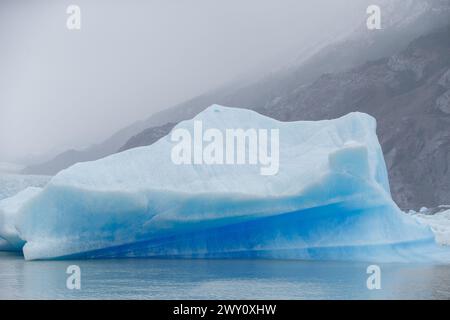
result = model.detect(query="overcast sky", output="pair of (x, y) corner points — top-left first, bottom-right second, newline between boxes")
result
(0, 0), (371, 164)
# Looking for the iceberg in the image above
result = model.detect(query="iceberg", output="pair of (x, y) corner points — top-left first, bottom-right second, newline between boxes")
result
(0, 187), (42, 250)
(0, 173), (50, 201)
(11, 105), (450, 262)
(411, 209), (450, 246)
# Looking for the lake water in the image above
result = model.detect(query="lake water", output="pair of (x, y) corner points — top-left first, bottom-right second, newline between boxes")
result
(1, 252), (449, 299)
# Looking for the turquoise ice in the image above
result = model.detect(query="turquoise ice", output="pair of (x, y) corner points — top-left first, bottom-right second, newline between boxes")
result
(0, 187), (41, 251)
(3, 105), (448, 262)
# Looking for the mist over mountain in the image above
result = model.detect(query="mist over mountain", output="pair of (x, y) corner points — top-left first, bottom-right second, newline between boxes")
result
(115, 0), (450, 131)
(3, 0), (372, 164)
(23, 0), (450, 209)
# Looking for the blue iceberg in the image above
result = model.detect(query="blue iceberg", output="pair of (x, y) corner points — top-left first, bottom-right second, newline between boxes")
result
(9, 105), (450, 262)
(0, 187), (41, 251)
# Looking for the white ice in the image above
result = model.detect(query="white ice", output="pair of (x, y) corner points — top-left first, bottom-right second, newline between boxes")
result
(412, 209), (450, 246)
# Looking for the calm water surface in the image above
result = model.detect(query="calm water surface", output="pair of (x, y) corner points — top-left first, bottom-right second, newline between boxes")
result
(1, 252), (449, 299)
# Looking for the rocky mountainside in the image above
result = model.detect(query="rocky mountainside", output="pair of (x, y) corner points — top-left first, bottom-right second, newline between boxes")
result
(118, 0), (450, 131)
(24, 0), (449, 176)
(257, 27), (450, 209)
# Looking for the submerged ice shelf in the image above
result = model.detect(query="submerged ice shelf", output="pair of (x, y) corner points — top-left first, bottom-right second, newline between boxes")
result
(1, 105), (449, 262)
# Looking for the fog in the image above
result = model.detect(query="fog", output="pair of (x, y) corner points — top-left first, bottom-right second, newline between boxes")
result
(0, 0), (371, 164)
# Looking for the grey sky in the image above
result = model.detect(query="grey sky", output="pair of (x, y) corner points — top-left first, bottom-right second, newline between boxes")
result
(0, 0), (370, 163)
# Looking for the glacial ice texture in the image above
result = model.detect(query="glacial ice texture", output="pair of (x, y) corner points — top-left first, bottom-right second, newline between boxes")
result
(0, 174), (50, 201)
(412, 209), (450, 246)
(12, 105), (450, 262)
(0, 187), (42, 250)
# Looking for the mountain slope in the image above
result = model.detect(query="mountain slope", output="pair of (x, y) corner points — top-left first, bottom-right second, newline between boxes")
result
(120, 0), (450, 131)
(256, 26), (450, 209)
(24, 0), (449, 175)
(118, 122), (176, 152)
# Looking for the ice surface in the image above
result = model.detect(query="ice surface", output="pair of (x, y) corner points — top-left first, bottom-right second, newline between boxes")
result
(0, 173), (50, 201)
(0, 173), (49, 250)
(12, 105), (450, 261)
(412, 209), (450, 246)
(0, 187), (42, 250)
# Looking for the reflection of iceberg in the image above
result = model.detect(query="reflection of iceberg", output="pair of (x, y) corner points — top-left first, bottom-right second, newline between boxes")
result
(10, 105), (449, 261)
